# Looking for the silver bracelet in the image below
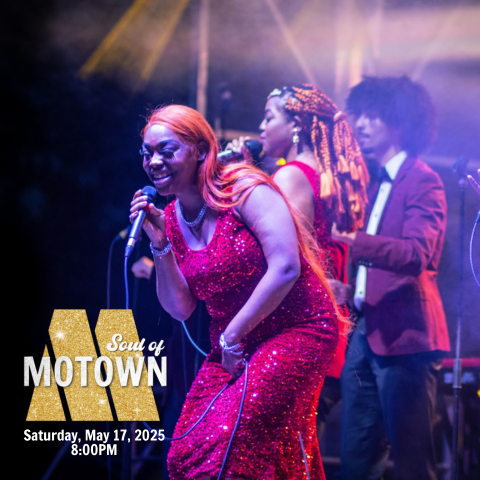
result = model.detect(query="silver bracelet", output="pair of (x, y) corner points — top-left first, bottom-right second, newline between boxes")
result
(150, 240), (172, 257)
(219, 333), (242, 352)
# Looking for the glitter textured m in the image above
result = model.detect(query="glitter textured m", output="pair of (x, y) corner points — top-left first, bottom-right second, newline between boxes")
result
(25, 309), (160, 422)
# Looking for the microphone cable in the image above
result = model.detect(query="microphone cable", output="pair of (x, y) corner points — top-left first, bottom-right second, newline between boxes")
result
(106, 236), (117, 310)
(142, 359), (311, 479)
(116, 196), (311, 478)
(182, 321), (208, 357)
(216, 360), (249, 480)
(107, 226), (131, 309)
(142, 381), (230, 441)
(470, 219), (480, 288)
(124, 255), (130, 309)
(298, 432), (311, 480)
(105, 225), (130, 480)
(142, 361), (249, 480)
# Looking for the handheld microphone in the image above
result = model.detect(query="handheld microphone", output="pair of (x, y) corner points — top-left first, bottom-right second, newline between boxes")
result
(125, 186), (157, 258)
(218, 139), (263, 164)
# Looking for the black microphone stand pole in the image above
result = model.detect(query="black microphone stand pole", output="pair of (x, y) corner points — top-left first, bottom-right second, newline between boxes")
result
(451, 156), (469, 480)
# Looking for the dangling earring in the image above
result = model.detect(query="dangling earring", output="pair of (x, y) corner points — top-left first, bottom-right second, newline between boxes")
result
(292, 127), (300, 146)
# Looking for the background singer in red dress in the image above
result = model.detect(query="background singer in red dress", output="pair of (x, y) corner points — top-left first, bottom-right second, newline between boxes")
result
(228, 83), (368, 438)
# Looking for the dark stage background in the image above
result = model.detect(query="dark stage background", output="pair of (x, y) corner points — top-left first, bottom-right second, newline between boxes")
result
(5, 0), (479, 479)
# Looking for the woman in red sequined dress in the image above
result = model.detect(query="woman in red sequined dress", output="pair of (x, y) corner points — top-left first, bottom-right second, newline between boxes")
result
(229, 84), (369, 438)
(130, 104), (339, 480)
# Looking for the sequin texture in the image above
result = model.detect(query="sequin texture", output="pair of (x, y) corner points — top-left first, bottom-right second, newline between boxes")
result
(274, 160), (349, 378)
(275, 160), (348, 279)
(165, 200), (338, 480)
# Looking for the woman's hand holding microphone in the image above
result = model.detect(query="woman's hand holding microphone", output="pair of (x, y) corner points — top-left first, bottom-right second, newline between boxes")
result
(129, 189), (168, 249)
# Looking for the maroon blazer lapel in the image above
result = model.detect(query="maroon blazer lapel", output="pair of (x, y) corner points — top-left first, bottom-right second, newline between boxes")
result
(374, 156), (417, 234)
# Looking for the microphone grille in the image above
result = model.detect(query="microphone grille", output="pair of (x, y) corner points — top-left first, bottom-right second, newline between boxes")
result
(245, 139), (263, 160)
(142, 186), (157, 203)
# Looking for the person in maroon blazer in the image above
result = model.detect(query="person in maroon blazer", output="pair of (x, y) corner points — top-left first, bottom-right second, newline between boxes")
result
(332, 76), (450, 480)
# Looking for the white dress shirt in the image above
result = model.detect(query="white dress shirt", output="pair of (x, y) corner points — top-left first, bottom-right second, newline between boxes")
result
(354, 151), (408, 311)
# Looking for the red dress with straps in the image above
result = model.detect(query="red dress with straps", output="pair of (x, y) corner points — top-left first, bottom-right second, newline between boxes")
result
(165, 200), (338, 480)
(274, 160), (348, 377)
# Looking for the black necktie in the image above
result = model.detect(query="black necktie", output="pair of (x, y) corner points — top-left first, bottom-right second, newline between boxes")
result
(378, 166), (391, 183)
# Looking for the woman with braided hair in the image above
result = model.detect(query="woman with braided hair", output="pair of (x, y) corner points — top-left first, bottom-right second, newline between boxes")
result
(264, 84), (368, 438)
(263, 84), (368, 233)
(229, 83), (368, 438)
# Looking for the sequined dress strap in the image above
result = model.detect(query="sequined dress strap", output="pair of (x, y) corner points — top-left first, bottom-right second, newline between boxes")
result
(164, 200), (230, 256)
(164, 201), (188, 257)
(276, 160), (320, 200)
(274, 159), (336, 268)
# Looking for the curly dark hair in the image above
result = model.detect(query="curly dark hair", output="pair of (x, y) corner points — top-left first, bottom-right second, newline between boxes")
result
(345, 75), (437, 156)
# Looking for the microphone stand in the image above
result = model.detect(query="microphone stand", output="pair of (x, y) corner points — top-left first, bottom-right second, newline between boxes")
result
(451, 156), (469, 480)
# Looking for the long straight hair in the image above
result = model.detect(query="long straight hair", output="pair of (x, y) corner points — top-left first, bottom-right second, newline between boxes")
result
(143, 104), (346, 324)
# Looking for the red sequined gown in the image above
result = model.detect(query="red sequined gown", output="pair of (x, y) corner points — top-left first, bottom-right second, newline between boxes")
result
(274, 160), (348, 378)
(165, 199), (338, 480)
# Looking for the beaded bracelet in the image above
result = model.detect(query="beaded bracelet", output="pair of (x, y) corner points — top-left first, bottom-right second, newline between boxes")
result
(150, 240), (172, 257)
(219, 333), (242, 352)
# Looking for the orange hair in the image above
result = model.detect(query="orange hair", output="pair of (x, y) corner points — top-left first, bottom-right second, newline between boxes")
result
(270, 84), (369, 233)
(143, 104), (348, 326)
